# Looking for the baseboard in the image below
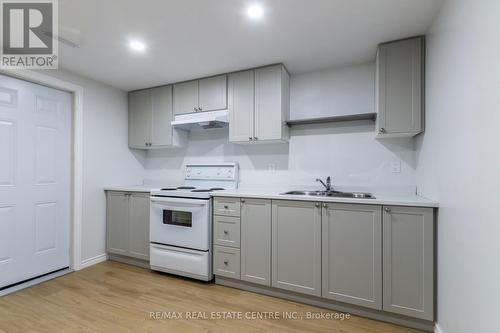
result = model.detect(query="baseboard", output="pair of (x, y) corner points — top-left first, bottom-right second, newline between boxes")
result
(0, 268), (72, 297)
(435, 323), (443, 333)
(80, 253), (108, 269)
(216, 276), (435, 332)
(108, 253), (150, 268)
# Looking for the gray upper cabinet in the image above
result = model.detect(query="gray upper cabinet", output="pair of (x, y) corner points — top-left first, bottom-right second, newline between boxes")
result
(383, 205), (434, 321)
(173, 75), (227, 115)
(173, 80), (199, 115)
(106, 191), (150, 261)
(228, 70), (254, 142)
(129, 86), (186, 149)
(129, 89), (152, 149)
(322, 203), (382, 309)
(272, 200), (322, 296)
(240, 198), (272, 286)
(376, 37), (424, 137)
(229, 64), (290, 144)
(199, 75), (227, 112)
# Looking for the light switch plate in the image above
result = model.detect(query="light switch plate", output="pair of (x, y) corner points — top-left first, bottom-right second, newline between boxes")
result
(391, 160), (401, 173)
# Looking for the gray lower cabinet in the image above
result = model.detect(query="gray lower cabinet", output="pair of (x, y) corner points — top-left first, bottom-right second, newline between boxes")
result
(106, 191), (130, 255)
(128, 193), (150, 260)
(322, 203), (382, 309)
(214, 245), (240, 279)
(240, 198), (271, 286)
(106, 191), (150, 261)
(383, 205), (434, 321)
(271, 200), (322, 296)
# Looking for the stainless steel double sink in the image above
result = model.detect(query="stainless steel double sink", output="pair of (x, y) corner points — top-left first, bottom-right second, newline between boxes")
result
(281, 190), (375, 199)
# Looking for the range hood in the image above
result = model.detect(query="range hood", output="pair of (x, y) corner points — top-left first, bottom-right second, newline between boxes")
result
(171, 110), (229, 130)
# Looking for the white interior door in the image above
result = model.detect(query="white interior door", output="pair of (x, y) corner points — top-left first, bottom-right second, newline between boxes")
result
(0, 74), (71, 289)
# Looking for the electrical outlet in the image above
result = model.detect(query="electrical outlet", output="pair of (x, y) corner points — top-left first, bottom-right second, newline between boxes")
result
(391, 160), (401, 173)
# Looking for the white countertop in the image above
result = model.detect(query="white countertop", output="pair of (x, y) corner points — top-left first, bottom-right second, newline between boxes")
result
(104, 185), (163, 193)
(213, 189), (438, 208)
(104, 185), (438, 207)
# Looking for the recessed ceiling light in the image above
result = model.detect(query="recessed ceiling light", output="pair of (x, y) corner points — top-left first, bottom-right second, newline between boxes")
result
(129, 41), (146, 52)
(247, 4), (263, 19)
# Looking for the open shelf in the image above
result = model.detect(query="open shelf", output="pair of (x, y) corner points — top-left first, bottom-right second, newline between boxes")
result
(286, 112), (376, 126)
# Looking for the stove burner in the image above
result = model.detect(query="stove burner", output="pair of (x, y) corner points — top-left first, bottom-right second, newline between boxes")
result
(191, 187), (225, 193)
(177, 186), (196, 190)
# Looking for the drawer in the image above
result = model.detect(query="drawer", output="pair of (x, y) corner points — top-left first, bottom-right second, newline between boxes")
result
(214, 216), (240, 248)
(214, 245), (240, 279)
(214, 197), (241, 217)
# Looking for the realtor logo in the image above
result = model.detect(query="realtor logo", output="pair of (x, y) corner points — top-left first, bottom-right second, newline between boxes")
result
(1, 0), (58, 69)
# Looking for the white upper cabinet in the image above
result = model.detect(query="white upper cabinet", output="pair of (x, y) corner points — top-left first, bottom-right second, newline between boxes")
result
(128, 86), (186, 149)
(376, 37), (424, 137)
(229, 64), (290, 144)
(173, 74), (227, 115)
(199, 75), (227, 112)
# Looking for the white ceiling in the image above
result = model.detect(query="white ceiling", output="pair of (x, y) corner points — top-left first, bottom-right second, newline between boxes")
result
(58, 0), (443, 91)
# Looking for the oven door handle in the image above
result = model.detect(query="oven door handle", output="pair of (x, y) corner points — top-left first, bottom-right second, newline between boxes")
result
(150, 196), (209, 206)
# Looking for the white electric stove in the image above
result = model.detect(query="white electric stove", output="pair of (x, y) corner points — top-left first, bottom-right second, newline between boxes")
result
(149, 163), (238, 281)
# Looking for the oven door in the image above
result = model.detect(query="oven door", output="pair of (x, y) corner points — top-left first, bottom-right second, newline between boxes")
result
(150, 196), (211, 251)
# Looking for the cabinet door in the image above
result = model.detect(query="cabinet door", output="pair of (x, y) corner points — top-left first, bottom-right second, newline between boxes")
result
(241, 198), (271, 286)
(106, 192), (130, 255)
(129, 193), (150, 260)
(173, 80), (198, 115)
(151, 85), (173, 147)
(383, 206), (434, 321)
(228, 70), (254, 143)
(322, 203), (382, 309)
(198, 75), (227, 112)
(129, 90), (151, 149)
(377, 37), (423, 136)
(254, 65), (285, 141)
(272, 200), (322, 296)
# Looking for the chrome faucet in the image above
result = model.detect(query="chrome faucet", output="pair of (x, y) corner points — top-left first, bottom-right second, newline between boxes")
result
(316, 176), (332, 192)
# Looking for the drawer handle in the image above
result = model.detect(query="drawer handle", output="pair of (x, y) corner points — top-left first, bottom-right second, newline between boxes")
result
(224, 260), (229, 265)
(224, 230), (229, 234)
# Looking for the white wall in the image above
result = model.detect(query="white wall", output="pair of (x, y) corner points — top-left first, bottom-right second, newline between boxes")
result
(291, 62), (375, 119)
(415, 0), (500, 332)
(42, 69), (146, 263)
(144, 63), (417, 191)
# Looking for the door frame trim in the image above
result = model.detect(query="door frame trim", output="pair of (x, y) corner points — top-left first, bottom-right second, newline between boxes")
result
(0, 69), (84, 271)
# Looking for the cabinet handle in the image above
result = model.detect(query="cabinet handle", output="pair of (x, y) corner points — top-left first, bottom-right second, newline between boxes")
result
(224, 205), (229, 209)
(315, 203), (320, 208)
(323, 203), (328, 208)
(254, 137), (258, 140)
(198, 107), (203, 111)
(249, 137), (253, 141)
(241, 199), (245, 203)
(193, 107), (197, 111)
(224, 260), (229, 265)
(384, 207), (391, 213)
(379, 128), (386, 134)
(223, 230), (229, 234)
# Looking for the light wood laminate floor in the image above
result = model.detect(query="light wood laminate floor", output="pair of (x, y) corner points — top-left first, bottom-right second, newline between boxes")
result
(0, 261), (423, 333)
